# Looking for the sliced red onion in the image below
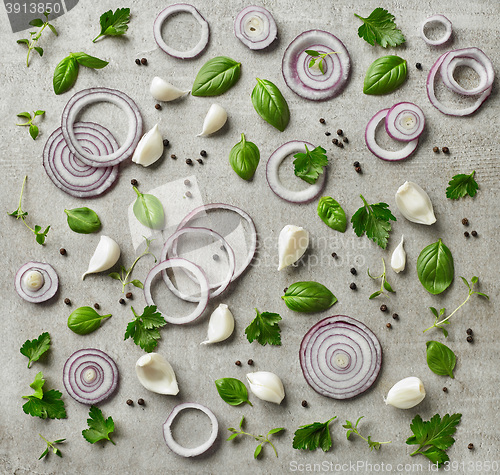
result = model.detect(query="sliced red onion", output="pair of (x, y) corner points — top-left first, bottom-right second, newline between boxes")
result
(144, 258), (209, 324)
(14, 262), (58, 303)
(365, 109), (419, 161)
(63, 348), (119, 405)
(43, 123), (119, 198)
(61, 88), (143, 167)
(300, 315), (382, 400)
(163, 403), (218, 457)
(154, 4), (210, 59)
(385, 102), (425, 142)
(282, 30), (350, 101)
(267, 141), (326, 202)
(234, 6), (277, 50)
(420, 14), (452, 46)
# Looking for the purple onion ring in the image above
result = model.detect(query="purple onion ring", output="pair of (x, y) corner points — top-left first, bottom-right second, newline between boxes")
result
(14, 262), (58, 303)
(234, 6), (277, 50)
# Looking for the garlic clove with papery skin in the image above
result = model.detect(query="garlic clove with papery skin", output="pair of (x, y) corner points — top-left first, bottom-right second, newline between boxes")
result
(132, 124), (164, 167)
(385, 376), (426, 409)
(278, 225), (309, 271)
(391, 235), (406, 273)
(201, 304), (234, 345)
(135, 353), (179, 395)
(395, 181), (436, 225)
(82, 236), (120, 280)
(246, 371), (285, 404)
(197, 104), (227, 136)
(150, 77), (189, 102)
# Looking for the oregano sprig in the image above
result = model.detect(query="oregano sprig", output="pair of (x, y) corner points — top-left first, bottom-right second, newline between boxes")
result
(367, 258), (395, 299)
(16, 110), (45, 140)
(305, 50), (340, 74)
(38, 434), (65, 460)
(343, 416), (391, 451)
(17, 11), (58, 67)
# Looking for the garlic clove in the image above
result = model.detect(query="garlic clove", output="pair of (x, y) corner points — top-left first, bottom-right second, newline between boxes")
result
(135, 353), (179, 395)
(132, 124), (164, 167)
(246, 371), (285, 404)
(395, 181), (436, 225)
(150, 77), (189, 102)
(385, 376), (426, 409)
(201, 303), (234, 345)
(278, 225), (309, 271)
(391, 235), (406, 273)
(82, 235), (120, 280)
(197, 104), (227, 136)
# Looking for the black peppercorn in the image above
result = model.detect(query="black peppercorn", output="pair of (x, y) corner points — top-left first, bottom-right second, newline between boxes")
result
(325, 132), (331, 136)
(301, 400), (308, 407)
(126, 292), (133, 299)
(283, 287), (288, 293)
(355, 166), (362, 174)
(350, 267), (357, 275)
(433, 146), (439, 153)
(186, 158), (193, 165)
(140, 58), (147, 65)
(471, 230), (478, 237)
(94, 303), (100, 310)
(336, 129), (343, 136)
(464, 231), (470, 238)
(197, 158), (203, 164)
(338, 142), (344, 149)
(331, 252), (337, 259)
(342, 137), (349, 143)
(185, 191), (192, 198)
(443, 387), (448, 392)
(235, 360), (241, 366)
(416, 62), (422, 70)
(163, 139), (170, 147)
(59, 248), (66, 255)
(467, 335), (473, 343)
(386, 323), (392, 329)
(319, 118), (325, 124)
(119, 298), (125, 305)
(442, 146), (449, 154)
(466, 328), (473, 335)
(468, 443), (474, 450)
(200, 150), (207, 157)
(247, 359), (254, 366)
(392, 313), (399, 320)
(126, 399), (133, 406)
(131, 179), (138, 186)
(332, 138), (339, 145)
(350, 282), (357, 290)
(135, 58), (141, 65)
(380, 304), (388, 312)
(184, 179), (190, 186)
(171, 154), (177, 160)
(64, 298), (71, 305)
(462, 218), (469, 226)
(213, 254), (219, 261)
(353, 161), (360, 168)
(155, 103), (162, 110)
(138, 398), (145, 405)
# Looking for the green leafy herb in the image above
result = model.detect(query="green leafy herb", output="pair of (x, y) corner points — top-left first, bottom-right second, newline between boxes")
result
(406, 413), (462, 467)
(367, 258), (395, 299)
(293, 145), (328, 185)
(282, 281), (337, 313)
(363, 55), (407, 95)
(22, 372), (67, 420)
(64, 207), (101, 233)
(20, 332), (51, 368)
(426, 341), (456, 378)
(17, 11), (58, 67)
(124, 305), (167, 352)
(82, 406), (115, 445)
(67, 306), (112, 335)
(305, 50), (340, 74)
(343, 416), (391, 451)
(245, 309), (281, 346)
(229, 133), (260, 181)
(192, 56), (241, 96)
(354, 8), (405, 48)
(317, 197), (347, 232)
(38, 434), (65, 460)
(417, 239), (454, 295)
(292, 416), (336, 452)
(351, 194), (396, 249)
(16, 110), (45, 140)
(251, 78), (290, 132)
(132, 186), (165, 229)
(93, 8), (130, 42)
(215, 378), (252, 406)
(446, 171), (478, 199)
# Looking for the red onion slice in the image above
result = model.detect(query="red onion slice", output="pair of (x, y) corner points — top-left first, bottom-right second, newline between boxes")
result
(420, 14), (452, 46)
(61, 88), (143, 167)
(282, 30), (350, 101)
(267, 141), (327, 202)
(300, 315), (382, 400)
(154, 4), (210, 59)
(234, 6), (277, 50)
(14, 262), (58, 303)
(163, 403), (218, 457)
(63, 348), (119, 405)
(385, 102), (425, 142)
(365, 109), (419, 161)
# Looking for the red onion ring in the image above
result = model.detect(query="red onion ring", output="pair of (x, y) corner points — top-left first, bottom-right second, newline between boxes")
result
(154, 4), (210, 59)
(365, 109), (419, 161)
(420, 14), (452, 46)
(267, 141), (327, 202)
(282, 30), (351, 101)
(385, 102), (425, 142)
(300, 315), (382, 400)
(14, 262), (58, 303)
(163, 403), (218, 457)
(61, 88), (143, 166)
(144, 258), (209, 324)
(234, 6), (277, 50)
(43, 123), (119, 198)
(63, 348), (119, 405)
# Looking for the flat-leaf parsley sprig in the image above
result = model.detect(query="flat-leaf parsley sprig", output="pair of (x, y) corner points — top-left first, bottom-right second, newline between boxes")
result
(354, 8), (405, 48)
(17, 11), (58, 67)
(93, 8), (131, 43)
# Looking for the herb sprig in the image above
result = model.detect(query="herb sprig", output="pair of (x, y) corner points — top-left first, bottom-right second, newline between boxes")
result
(293, 416), (336, 452)
(215, 378), (252, 406)
(20, 332), (51, 368)
(82, 406), (115, 445)
(305, 50), (340, 74)
(343, 416), (391, 451)
(293, 145), (328, 184)
(16, 110), (45, 140)
(124, 305), (166, 352)
(367, 258), (395, 299)
(93, 8), (131, 43)
(38, 434), (65, 460)
(245, 309), (282, 346)
(446, 171), (478, 199)
(17, 11), (58, 67)
(22, 372), (67, 420)
(354, 8), (405, 48)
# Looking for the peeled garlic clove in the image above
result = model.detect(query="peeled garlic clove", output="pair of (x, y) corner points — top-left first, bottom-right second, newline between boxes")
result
(278, 225), (309, 271)
(385, 376), (426, 409)
(246, 371), (285, 404)
(150, 76), (189, 102)
(132, 124), (164, 167)
(391, 235), (406, 273)
(82, 236), (120, 280)
(135, 353), (179, 395)
(197, 104), (227, 136)
(201, 304), (234, 345)
(395, 181), (436, 225)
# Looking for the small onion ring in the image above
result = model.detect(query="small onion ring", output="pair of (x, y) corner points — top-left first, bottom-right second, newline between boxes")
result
(14, 262), (58, 303)
(420, 14), (452, 46)
(385, 102), (425, 142)
(163, 403), (218, 457)
(234, 6), (277, 50)
(153, 4), (210, 59)
(300, 315), (382, 400)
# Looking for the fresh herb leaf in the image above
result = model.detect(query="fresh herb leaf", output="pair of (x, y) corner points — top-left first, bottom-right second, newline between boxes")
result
(343, 416), (391, 451)
(17, 12), (58, 66)
(293, 145), (328, 185)
(215, 378), (252, 406)
(192, 56), (241, 96)
(67, 306), (112, 335)
(305, 50), (340, 74)
(363, 55), (407, 95)
(71, 52), (109, 69)
(229, 133), (260, 181)
(132, 186), (165, 229)
(16, 110), (45, 140)
(82, 406), (115, 445)
(293, 417), (336, 452)
(317, 197), (347, 232)
(282, 281), (337, 313)
(446, 171), (478, 199)
(426, 341), (456, 378)
(354, 8), (405, 48)
(65, 207), (101, 233)
(367, 258), (395, 299)
(417, 239), (454, 295)
(93, 8), (131, 42)
(245, 309), (282, 346)
(251, 78), (290, 132)
(22, 372), (67, 420)
(38, 434), (65, 460)
(124, 305), (166, 352)
(20, 332), (51, 368)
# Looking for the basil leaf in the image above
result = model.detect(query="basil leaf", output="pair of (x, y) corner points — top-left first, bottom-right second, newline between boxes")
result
(132, 187), (165, 230)
(251, 78), (290, 132)
(64, 207), (101, 234)
(317, 197), (347, 232)
(67, 307), (111, 335)
(363, 55), (407, 95)
(71, 52), (109, 69)
(282, 281), (337, 313)
(192, 56), (241, 96)
(53, 56), (79, 95)
(215, 378), (252, 406)
(229, 133), (260, 181)
(417, 239), (454, 295)
(426, 341), (456, 378)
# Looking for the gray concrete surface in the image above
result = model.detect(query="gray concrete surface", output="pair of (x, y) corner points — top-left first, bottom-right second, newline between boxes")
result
(1, 0), (499, 474)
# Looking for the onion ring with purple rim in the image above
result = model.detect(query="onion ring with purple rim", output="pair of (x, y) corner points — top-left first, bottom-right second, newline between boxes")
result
(234, 5), (277, 50)
(420, 14), (452, 46)
(14, 262), (58, 303)
(385, 102), (425, 142)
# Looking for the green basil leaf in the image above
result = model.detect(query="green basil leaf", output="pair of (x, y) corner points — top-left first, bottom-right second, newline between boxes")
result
(229, 133), (260, 181)
(282, 281), (337, 313)
(53, 56), (79, 95)
(363, 55), (407, 95)
(191, 56), (241, 96)
(317, 197), (347, 232)
(426, 341), (456, 378)
(71, 52), (109, 69)
(251, 78), (290, 132)
(215, 378), (252, 406)
(67, 306), (111, 335)
(132, 187), (165, 229)
(64, 207), (101, 234)
(417, 239), (454, 295)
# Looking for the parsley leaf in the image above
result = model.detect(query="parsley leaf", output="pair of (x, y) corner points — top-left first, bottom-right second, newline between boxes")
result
(293, 145), (328, 185)
(20, 332), (51, 368)
(354, 8), (405, 48)
(245, 309), (282, 346)
(22, 372), (67, 420)
(124, 305), (166, 352)
(82, 406), (115, 445)
(446, 171), (478, 199)
(93, 8), (131, 42)
(293, 416), (336, 452)
(351, 194), (396, 249)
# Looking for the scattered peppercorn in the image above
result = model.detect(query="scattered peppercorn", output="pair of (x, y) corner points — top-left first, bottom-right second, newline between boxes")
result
(466, 328), (473, 335)
(137, 398), (145, 405)
(59, 248), (66, 255)
(247, 359), (254, 366)
(392, 313), (399, 320)
(126, 292), (133, 299)
(350, 282), (357, 290)
(171, 154), (177, 159)
(200, 150), (207, 157)
(386, 323), (392, 329)
(64, 298), (71, 305)
(119, 298), (125, 305)
(212, 254), (219, 261)
(467, 335), (473, 343)
(186, 158), (193, 165)
(284, 288), (288, 293)
(462, 218), (469, 226)
(184, 179), (190, 186)
(94, 303), (100, 310)
(185, 191), (192, 198)
(442, 146), (449, 154)
(301, 400), (308, 407)
(468, 443), (474, 450)
(197, 158), (204, 164)
(471, 230), (478, 237)
(332, 138), (339, 145)
(163, 139), (169, 147)
(140, 58), (147, 65)
(319, 118), (325, 124)
(155, 103), (162, 110)
(135, 59), (141, 65)
(342, 137), (349, 143)
(336, 129), (343, 136)
(338, 142), (344, 149)
(433, 146), (439, 153)
(416, 62), (422, 70)
(443, 387), (448, 392)
(235, 360), (241, 366)
(126, 399), (133, 406)
(131, 179), (138, 186)
(355, 166), (362, 174)
(464, 231), (470, 238)
(331, 252), (337, 259)
(350, 267), (357, 275)
(325, 132), (331, 136)
(380, 304), (388, 312)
